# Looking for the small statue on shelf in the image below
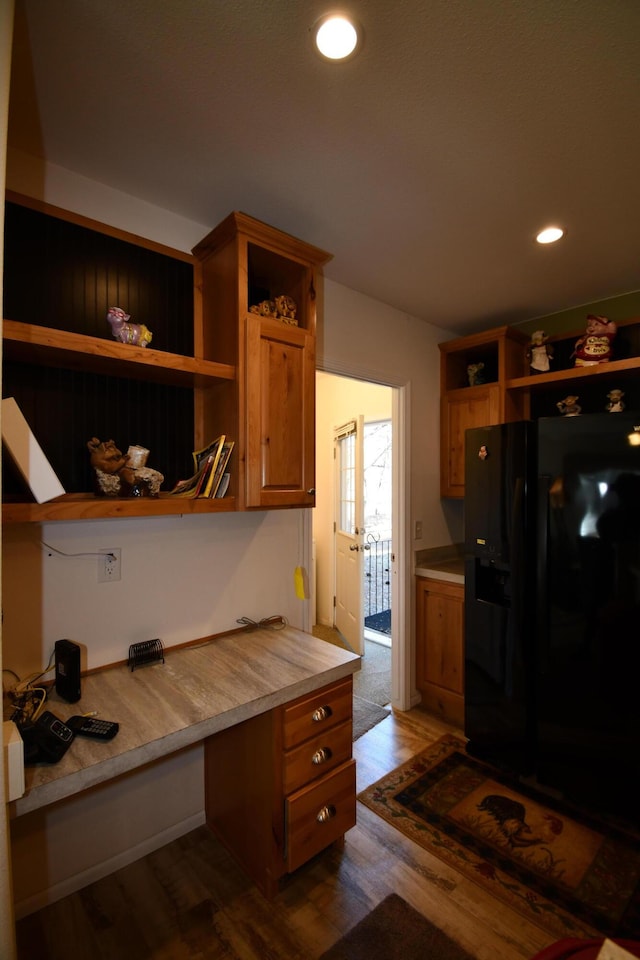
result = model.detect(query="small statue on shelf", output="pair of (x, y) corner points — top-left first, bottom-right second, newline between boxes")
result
(572, 314), (616, 367)
(467, 362), (485, 386)
(107, 306), (153, 348)
(556, 395), (581, 417)
(606, 388), (625, 413)
(249, 295), (298, 326)
(526, 330), (554, 374)
(274, 294), (298, 324)
(87, 437), (164, 497)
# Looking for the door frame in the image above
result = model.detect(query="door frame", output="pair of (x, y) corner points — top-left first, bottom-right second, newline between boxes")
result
(309, 363), (414, 711)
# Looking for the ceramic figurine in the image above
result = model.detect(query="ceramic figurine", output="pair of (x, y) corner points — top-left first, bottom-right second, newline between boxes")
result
(250, 295), (298, 325)
(572, 314), (616, 366)
(606, 388), (625, 413)
(556, 395), (581, 417)
(467, 362), (485, 386)
(87, 437), (163, 497)
(107, 306), (153, 347)
(526, 330), (554, 373)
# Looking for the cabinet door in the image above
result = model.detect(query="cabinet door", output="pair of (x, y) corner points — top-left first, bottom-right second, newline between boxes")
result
(415, 577), (464, 725)
(440, 384), (500, 497)
(245, 314), (316, 508)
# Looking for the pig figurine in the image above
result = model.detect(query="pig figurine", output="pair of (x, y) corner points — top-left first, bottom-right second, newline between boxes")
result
(107, 307), (153, 347)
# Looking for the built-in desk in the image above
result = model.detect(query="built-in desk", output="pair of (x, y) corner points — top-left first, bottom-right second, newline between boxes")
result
(9, 627), (360, 896)
(11, 626), (360, 895)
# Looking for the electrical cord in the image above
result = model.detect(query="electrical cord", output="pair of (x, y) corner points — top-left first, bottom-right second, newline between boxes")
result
(42, 541), (116, 561)
(236, 615), (289, 631)
(3, 648), (56, 725)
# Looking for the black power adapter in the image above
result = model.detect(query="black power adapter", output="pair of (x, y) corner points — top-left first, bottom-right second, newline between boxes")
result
(54, 639), (81, 703)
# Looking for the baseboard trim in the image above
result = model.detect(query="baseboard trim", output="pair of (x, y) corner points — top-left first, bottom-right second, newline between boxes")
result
(14, 811), (206, 920)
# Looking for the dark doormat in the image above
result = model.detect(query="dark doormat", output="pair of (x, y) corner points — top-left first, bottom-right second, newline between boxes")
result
(353, 695), (389, 741)
(364, 609), (391, 634)
(358, 735), (640, 940)
(318, 893), (474, 960)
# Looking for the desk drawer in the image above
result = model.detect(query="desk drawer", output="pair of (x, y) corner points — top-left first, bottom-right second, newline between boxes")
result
(282, 678), (352, 750)
(283, 719), (352, 794)
(286, 760), (356, 872)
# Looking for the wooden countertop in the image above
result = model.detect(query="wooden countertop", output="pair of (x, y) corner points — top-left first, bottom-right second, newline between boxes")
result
(11, 627), (360, 817)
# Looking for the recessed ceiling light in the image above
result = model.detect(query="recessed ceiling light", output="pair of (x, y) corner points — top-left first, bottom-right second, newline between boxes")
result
(313, 14), (361, 61)
(536, 226), (565, 244)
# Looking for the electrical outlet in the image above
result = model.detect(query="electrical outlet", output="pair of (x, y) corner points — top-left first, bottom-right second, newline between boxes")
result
(98, 548), (121, 582)
(415, 520), (423, 540)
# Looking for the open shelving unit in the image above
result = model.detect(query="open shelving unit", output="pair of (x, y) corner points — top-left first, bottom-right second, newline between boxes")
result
(2, 195), (331, 522)
(439, 316), (640, 498)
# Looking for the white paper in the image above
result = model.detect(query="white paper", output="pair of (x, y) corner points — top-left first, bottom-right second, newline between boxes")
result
(2, 397), (66, 503)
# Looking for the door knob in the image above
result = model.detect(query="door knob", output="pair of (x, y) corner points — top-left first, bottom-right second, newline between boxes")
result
(349, 544), (359, 551)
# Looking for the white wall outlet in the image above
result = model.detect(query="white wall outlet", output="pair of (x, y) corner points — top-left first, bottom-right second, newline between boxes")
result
(98, 548), (122, 582)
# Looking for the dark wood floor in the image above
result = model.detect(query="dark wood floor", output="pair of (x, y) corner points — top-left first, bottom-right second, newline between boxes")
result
(15, 707), (558, 960)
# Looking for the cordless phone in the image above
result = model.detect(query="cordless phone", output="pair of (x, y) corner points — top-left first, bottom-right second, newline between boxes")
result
(20, 710), (75, 764)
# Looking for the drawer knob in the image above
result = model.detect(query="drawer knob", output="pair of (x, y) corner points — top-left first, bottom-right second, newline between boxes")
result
(312, 747), (332, 765)
(312, 705), (332, 723)
(316, 804), (337, 824)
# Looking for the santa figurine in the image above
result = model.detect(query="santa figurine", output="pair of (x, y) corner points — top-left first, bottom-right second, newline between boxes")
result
(572, 314), (617, 366)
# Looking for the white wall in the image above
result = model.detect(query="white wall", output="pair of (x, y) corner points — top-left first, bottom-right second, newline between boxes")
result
(318, 280), (463, 554)
(3, 154), (461, 914)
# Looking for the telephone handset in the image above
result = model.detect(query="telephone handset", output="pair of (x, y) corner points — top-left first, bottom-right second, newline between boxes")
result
(20, 710), (75, 764)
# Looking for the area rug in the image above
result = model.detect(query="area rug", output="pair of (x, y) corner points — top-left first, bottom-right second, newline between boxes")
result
(353, 695), (390, 741)
(318, 893), (474, 960)
(358, 735), (640, 940)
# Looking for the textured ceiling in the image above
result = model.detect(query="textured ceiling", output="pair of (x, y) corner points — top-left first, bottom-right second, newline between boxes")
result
(8, 0), (640, 334)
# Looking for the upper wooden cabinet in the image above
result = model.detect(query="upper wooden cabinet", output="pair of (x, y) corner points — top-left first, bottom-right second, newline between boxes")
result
(192, 213), (331, 509)
(439, 326), (529, 498)
(2, 197), (331, 520)
(439, 317), (640, 499)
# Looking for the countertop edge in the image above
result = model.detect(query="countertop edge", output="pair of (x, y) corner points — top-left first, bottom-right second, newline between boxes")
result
(415, 565), (464, 585)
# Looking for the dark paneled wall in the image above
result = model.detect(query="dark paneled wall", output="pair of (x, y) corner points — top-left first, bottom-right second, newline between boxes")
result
(3, 202), (195, 495)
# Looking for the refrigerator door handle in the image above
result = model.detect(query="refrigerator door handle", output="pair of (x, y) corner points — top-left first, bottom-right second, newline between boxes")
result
(536, 475), (551, 669)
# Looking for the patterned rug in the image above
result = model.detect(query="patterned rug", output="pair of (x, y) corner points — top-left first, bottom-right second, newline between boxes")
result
(358, 735), (640, 940)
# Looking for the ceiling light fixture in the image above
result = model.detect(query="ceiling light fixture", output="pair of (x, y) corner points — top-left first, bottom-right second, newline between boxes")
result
(536, 226), (565, 244)
(313, 13), (361, 61)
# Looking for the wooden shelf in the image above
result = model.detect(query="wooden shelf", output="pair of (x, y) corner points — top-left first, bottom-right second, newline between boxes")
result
(506, 354), (640, 391)
(3, 320), (235, 388)
(2, 492), (236, 523)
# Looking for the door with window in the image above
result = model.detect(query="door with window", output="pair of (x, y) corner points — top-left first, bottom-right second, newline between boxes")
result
(334, 417), (364, 655)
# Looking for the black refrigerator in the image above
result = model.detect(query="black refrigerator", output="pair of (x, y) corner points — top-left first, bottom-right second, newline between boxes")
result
(464, 412), (640, 822)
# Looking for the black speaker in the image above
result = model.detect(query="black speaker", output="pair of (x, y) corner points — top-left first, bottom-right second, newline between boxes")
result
(54, 639), (81, 703)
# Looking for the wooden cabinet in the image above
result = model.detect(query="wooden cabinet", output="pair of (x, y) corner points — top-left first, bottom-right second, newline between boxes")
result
(439, 326), (529, 497)
(416, 576), (464, 726)
(439, 317), (640, 498)
(192, 212), (331, 509)
(204, 677), (356, 897)
(2, 196), (330, 520)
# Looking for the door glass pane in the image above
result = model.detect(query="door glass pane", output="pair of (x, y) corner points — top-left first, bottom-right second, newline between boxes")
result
(338, 433), (356, 534)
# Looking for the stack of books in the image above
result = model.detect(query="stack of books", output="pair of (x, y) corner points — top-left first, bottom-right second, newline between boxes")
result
(168, 436), (234, 498)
